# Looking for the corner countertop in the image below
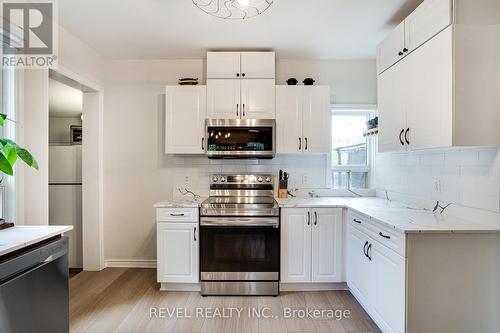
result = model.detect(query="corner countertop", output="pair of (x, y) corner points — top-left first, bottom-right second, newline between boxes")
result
(0, 225), (73, 257)
(277, 197), (500, 234)
(153, 197), (500, 234)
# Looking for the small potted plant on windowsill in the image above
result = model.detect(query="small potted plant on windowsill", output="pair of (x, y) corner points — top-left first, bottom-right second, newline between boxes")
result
(0, 113), (38, 227)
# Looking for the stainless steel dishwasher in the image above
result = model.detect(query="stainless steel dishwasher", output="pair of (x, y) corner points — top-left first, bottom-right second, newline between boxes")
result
(0, 236), (69, 333)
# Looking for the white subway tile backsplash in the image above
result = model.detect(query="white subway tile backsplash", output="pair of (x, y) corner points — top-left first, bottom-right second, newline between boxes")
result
(376, 147), (500, 213)
(444, 151), (478, 166)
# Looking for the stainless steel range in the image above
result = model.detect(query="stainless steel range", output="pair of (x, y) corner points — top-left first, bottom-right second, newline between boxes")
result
(200, 174), (280, 296)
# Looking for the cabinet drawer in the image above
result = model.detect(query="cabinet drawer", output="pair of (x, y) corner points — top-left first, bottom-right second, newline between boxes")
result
(156, 208), (199, 222)
(348, 210), (406, 257)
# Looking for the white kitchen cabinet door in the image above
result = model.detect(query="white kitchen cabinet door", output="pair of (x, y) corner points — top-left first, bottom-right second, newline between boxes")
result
(276, 86), (303, 154)
(157, 223), (199, 283)
(405, 26), (453, 150)
(311, 208), (343, 283)
(207, 52), (241, 79)
(281, 208), (312, 283)
(240, 52), (275, 79)
(165, 86), (206, 154)
(369, 240), (406, 333)
(207, 79), (241, 119)
(302, 86), (331, 154)
(346, 225), (371, 307)
(404, 0), (451, 53)
(377, 60), (408, 153)
(240, 79), (275, 119)
(377, 21), (406, 74)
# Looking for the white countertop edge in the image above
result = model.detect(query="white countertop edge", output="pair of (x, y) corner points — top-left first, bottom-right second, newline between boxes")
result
(0, 225), (73, 257)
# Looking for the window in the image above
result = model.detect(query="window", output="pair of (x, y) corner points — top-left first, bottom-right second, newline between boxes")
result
(331, 107), (373, 189)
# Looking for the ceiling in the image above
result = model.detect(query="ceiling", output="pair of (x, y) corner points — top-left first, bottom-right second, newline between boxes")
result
(59, 0), (423, 60)
(49, 79), (83, 118)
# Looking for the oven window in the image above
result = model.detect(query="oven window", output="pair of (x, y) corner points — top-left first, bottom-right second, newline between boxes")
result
(207, 127), (272, 152)
(200, 226), (279, 272)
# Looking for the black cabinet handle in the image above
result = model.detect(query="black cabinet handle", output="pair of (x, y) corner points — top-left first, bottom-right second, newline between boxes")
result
(314, 211), (318, 225)
(398, 51), (404, 56)
(242, 104), (245, 117)
(403, 48), (408, 52)
(236, 104), (239, 117)
(307, 211), (310, 225)
(305, 137), (308, 150)
(405, 128), (410, 145)
(367, 244), (372, 260)
(353, 218), (362, 224)
(236, 73), (240, 77)
(379, 232), (391, 239)
(242, 73), (246, 77)
(194, 227), (197, 241)
(363, 241), (369, 257)
(170, 213), (185, 217)
(201, 137), (204, 150)
(299, 137), (302, 150)
(399, 129), (405, 146)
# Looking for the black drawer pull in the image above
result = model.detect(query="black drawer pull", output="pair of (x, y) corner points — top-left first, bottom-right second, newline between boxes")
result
(363, 241), (369, 257)
(353, 218), (362, 224)
(170, 213), (185, 217)
(379, 232), (391, 239)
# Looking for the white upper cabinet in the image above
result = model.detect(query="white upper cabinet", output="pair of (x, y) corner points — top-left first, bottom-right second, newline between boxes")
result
(276, 85), (331, 154)
(377, 61), (408, 153)
(276, 86), (303, 153)
(207, 79), (240, 119)
(302, 86), (331, 154)
(376, 0), (452, 74)
(240, 79), (275, 119)
(165, 86), (206, 154)
(207, 51), (275, 79)
(377, 22), (406, 75)
(377, 0), (500, 151)
(240, 52), (275, 79)
(404, 0), (452, 53)
(207, 52), (241, 79)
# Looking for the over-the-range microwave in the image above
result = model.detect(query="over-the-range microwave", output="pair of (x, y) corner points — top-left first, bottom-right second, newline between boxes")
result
(205, 119), (275, 159)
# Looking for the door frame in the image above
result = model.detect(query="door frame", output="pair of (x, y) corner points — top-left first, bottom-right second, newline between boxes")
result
(49, 65), (105, 271)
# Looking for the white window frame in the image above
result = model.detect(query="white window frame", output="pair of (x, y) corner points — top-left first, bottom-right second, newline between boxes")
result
(329, 104), (376, 190)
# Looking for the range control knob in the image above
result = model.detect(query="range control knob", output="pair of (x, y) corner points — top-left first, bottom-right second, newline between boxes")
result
(265, 177), (271, 183)
(220, 176), (226, 182)
(257, 177), (263, 183)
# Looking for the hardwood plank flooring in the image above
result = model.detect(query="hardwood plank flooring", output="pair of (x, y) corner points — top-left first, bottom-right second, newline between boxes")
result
(70, 268), (381, 333)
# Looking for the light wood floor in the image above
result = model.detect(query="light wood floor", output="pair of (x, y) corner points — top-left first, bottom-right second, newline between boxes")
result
(70, 268), (381, 333)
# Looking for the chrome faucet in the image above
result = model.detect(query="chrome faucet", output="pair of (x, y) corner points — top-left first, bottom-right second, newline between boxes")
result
(308, 190), (319, 198)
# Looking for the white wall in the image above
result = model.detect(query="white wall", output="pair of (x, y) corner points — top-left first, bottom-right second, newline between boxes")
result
(102, 58), (377, 261)
(374, 146), (500, 212)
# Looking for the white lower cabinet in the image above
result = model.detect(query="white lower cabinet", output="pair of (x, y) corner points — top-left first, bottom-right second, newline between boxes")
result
(156, 209), (199, 285)
(281, 208), (343, 283)
(346, 214), (405, 333)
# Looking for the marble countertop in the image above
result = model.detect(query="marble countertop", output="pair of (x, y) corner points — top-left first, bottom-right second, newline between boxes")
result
(0, 225), (73, 257)
(277, 197), (500, 234)
(153, 197), (500, 234)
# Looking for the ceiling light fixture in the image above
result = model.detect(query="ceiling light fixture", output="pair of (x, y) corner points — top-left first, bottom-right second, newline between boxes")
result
(192, 0), (274, 20)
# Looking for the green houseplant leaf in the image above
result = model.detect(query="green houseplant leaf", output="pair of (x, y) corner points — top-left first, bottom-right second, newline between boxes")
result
(0, 113), (38, 175)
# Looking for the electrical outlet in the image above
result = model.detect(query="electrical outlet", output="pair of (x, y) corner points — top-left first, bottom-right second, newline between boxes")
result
(184, 176), (190, 184)
(302, 175), (308, 185)
(433, 179), (442, 193)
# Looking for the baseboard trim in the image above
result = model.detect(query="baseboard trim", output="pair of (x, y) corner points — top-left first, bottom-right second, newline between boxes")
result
(105, 259), (157, 268)
(160, 283), (201, 292)
(280, 282), (348, 291)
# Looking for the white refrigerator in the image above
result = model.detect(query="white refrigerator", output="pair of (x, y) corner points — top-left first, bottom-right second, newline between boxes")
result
(49, 145), (82, 269)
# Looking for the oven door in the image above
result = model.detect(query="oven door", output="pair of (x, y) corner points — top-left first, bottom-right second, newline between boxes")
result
(200, 217), (279, 281)
(205, 119), (275, 159)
